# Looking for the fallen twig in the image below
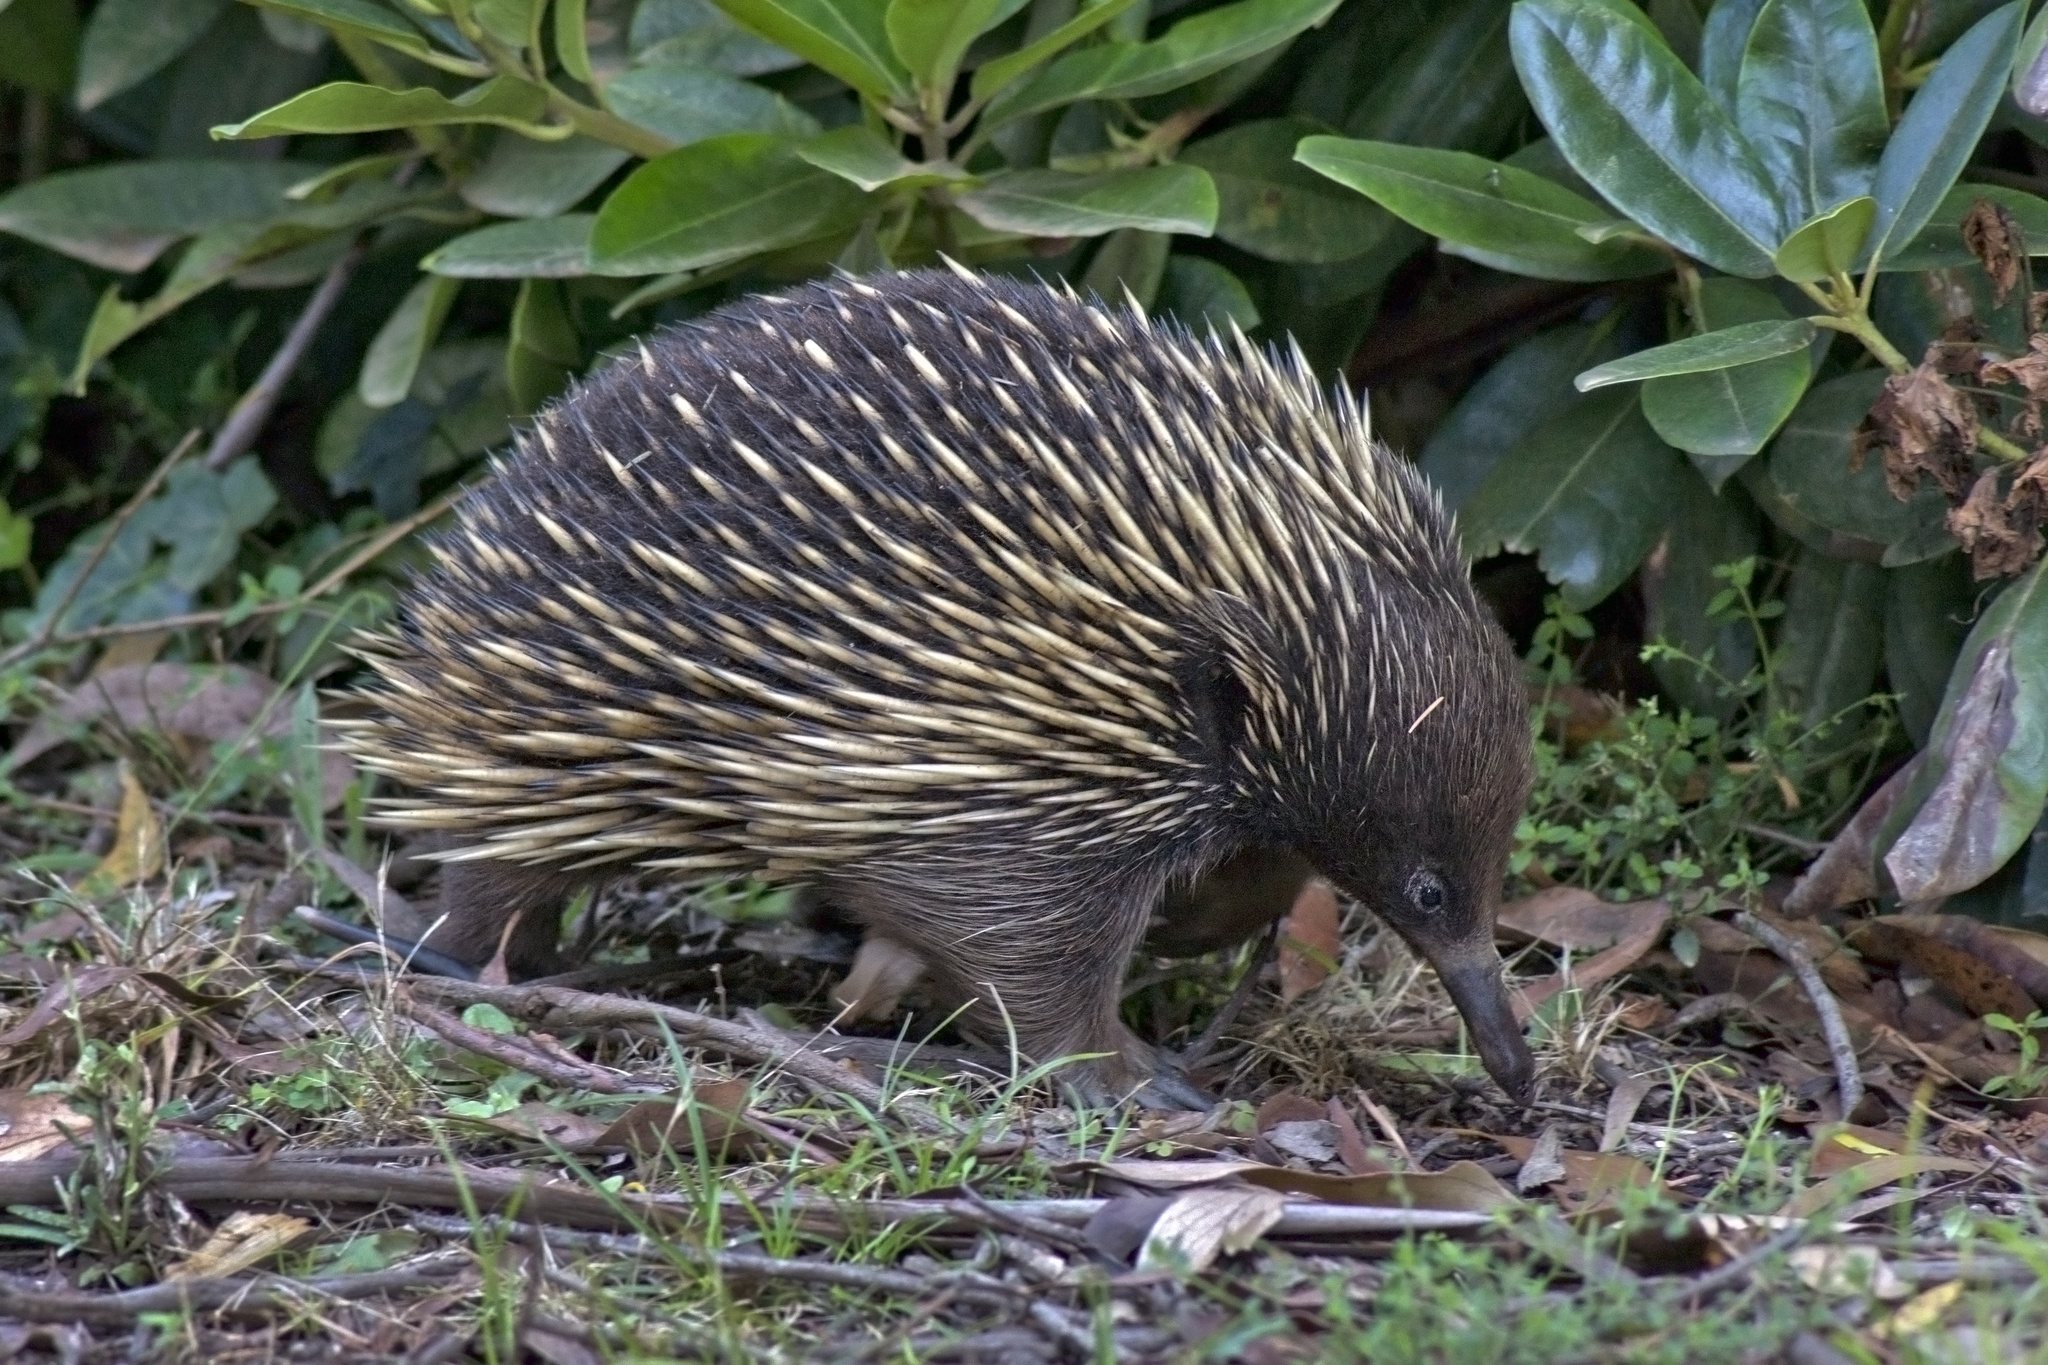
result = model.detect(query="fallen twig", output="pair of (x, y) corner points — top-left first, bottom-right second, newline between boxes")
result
(1733, 912), (1864, 1117)
(205, 240), (368, 471)
(391, 986), (652, 1095)
(0, 1254), (467, 1325)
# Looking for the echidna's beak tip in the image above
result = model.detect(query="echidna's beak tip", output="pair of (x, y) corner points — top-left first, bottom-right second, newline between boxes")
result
(1434, 954), (1537, 1104)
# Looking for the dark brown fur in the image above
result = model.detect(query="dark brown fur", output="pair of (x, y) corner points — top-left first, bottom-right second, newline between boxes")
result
(344, 269), (1536, 1105)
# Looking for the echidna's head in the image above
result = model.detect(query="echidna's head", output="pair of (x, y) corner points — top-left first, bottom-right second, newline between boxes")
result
(1181, 513), (1536, 1099)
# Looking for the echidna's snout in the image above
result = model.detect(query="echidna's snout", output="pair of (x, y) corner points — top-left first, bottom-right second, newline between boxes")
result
(1423, 938), (1534, 1102)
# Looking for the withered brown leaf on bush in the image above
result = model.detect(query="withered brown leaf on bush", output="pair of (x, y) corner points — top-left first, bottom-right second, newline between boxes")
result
(1962, 200), (2024, 306)
(1869, 362), (1981, 499)
(1949, 466), (2047, 579)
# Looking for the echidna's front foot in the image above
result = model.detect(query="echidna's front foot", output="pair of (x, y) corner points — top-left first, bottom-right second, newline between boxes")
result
(1053, 1033), (1216, 1111)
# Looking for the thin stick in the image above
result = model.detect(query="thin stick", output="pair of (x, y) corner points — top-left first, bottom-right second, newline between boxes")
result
(205, 240), (367, 471)
(0, 431), (198, 671)
(1734, 911), (1864, 1117)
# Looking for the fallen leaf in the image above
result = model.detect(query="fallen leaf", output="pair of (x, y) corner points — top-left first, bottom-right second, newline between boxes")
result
(165, 1212), (311, 1281)
(468, 1102), (612, 1150)
(0, 1092), (92, 1161)
(1875, 1279), (1964, 1338)
(1486, 1133), (1659, 1213)
(1886, 636), (2031, 902)
(1255, 1091), (1326, 1131)
(595, 1080), (756, 1157)
(1278, 878), (1341, 1002)
(1512, 900), (1670, 1023)
(77, 765), (164, 896)
(1083, 1158), (1516, 1214)
(1325, 1096), (1385, 1175)
(1498, 888), (1663, 951)
(1600, 1073), (1657, 1153)
(1514, 1124), (1567, 1192)
(1265, 1120), (1338, 1164)
(1847, 920), (2035, 1021)
(1138, 1185), (1286, 1272)
(1779, 1153), (1985, 1219)
(1784, 759), (1920, 915)
(1789, 1244), (1909, 1299)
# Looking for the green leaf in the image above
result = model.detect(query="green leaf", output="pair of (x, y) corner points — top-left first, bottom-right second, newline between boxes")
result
(76, 0), (226, 110)
(1509, 0), (1784, 277)
(423, 215), (602, 278)
(507, 278), (580, 416)
(473, 0), (541, 49)
(706, 0), (910, 102)
(1861, 3), (2024, 271)
(1886, 553), (1976, 747)
(211, 77), (552, 140)
(1773, 549), (1885, 734)
(1080, 228), (1170, 308)
(1294, 137), (1667, 282)
(1641, 279), (1813, 473)
(0, 498), (31, 573)
(1882, 556), (2048, 901)
(983, 0), (1341, 127)
(886, 0), (1003, 92)
(1772, 195), (1875, 282)
(1461, 386), (1691, 608)
(556, 0), (593, 83)
(796, 124), (968, 191)
(1575, 318), (1814, 390)
(954, 166), (1218, 238)
(1156, 256), (1260, 333)
(1642, 474), (1762, 721)
(634, 0), (803, 75)
(0, 0), (81, 97)
(240, 0), (434, 60)
(0, 160), (315, 273)
(604, 63), (820, 146)
(1180, 118), (1387, 264)
(1343, 0), (1524, 154)
(590, 133), (869, 275)
(969, 0), (1140, 104)
(1733, 0), (1886, 225)
(459, 134), (629, 220)
(1421, 322), (1624, 511)
(1884, 184), (2048, 273)
(1698, 0), (1765, 116)
(360, 275), (462, 409)
(1765, 369), (1956, 563)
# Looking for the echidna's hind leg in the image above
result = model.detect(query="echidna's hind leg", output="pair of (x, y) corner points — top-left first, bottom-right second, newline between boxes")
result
(826, 858), (1214, 1110)
(424, 858), (592, 978)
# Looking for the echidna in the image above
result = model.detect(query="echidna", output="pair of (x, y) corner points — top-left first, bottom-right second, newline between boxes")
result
(342, 266), (1536, 1106)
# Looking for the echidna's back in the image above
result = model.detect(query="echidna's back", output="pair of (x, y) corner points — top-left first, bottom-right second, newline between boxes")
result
(346, 270), (1471, 878)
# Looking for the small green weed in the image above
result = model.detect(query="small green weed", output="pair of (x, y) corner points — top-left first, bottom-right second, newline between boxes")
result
(1980, 1012), (2048, 1098)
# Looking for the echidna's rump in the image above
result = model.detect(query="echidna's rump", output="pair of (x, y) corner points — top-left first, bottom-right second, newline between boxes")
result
(341, 267), (1536, 1106)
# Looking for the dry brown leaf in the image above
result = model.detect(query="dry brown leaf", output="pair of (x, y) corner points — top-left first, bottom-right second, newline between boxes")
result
(1948, 468), (2044, 580)
(1084, 1158), (1516, 1214)
(1511, 899), (1670, 1023)
(1983, 335), (2048, 400)
(1779, 1153), (1985, 1219)
(1485, 1133), (1659, 1214)
(1277, 878), (1340, 1002)
(0, 1091), (92, 1162)
(1869, 363), (1978, 500)
(1886, 638), (2026, 901)
(1499, 888), (1666, 951)
(1962, 199), (2023, 305)
(164, 1212), (312, 1281)
(4, 663), (353, 810)
(1846, 921), (2035, 1021)
(468, 1102), (613, 1150)
(595, 1079), (756, 1157)
(77, 765), (164, 896)
(1137, 1185), (1287, 1272)
(1600, 1073), (1658, 1153)
(1784, 759), (1921, 915)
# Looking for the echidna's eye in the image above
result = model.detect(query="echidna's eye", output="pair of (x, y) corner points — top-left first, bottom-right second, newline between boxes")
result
(1406, 869), (1446, 913)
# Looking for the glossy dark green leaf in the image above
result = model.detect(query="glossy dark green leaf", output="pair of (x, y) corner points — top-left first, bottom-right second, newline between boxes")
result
(1884, 184), (2048, 272)
(1156, 256), (1260, 332)
(360, 275), (461, 408)
(474, 0), (543, 49)
(507, 278), (580, 416)
(1461, 387), (1691, 608)
(0, 0), (81, 97)
(76, 0), (226, 110)
(954, 166), (1218, 238)
(1344, 0), (1524, 154)
(556, 0), (593, 82)
(1420, 322), (1623, 511)
(423, 215), (599, 278)
(459, 134), (629, 219)
(1510, 0), (1784, 276)
(1771, 195), (1874, 281)
(885, 0), (1003, 92)
(1641, 278), (1812, 471)
(633, 0), (804, 74)
(605, 63), (819, 146)
(1699, 0), (1766, 115)
(1733, 0), (1886, 224)
(797, 125), (968, 191)
(1885, 553), (1976, 747)
(1766, 369), (1957, 564)
(1181, 118), (1386, 263)
(1880, 555), (2048, 901)
(707, 0), (909, 102)
(968, 0), (1141, 103)
(1773, 549), (1885, 734)
(1080, 228), (1169, 308)
(1861, 3), (2024, 271)
(1574, 318), (1814, 389)
(591, 133), (869, 275)
(241, 0), (431, 61)
(0, 160), (314, 273)
(211, 77), (551, 140)
(983, 0), (1341, 127)
(1294, 136), (1668, 281)
(1642, 472), (1763, 721)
